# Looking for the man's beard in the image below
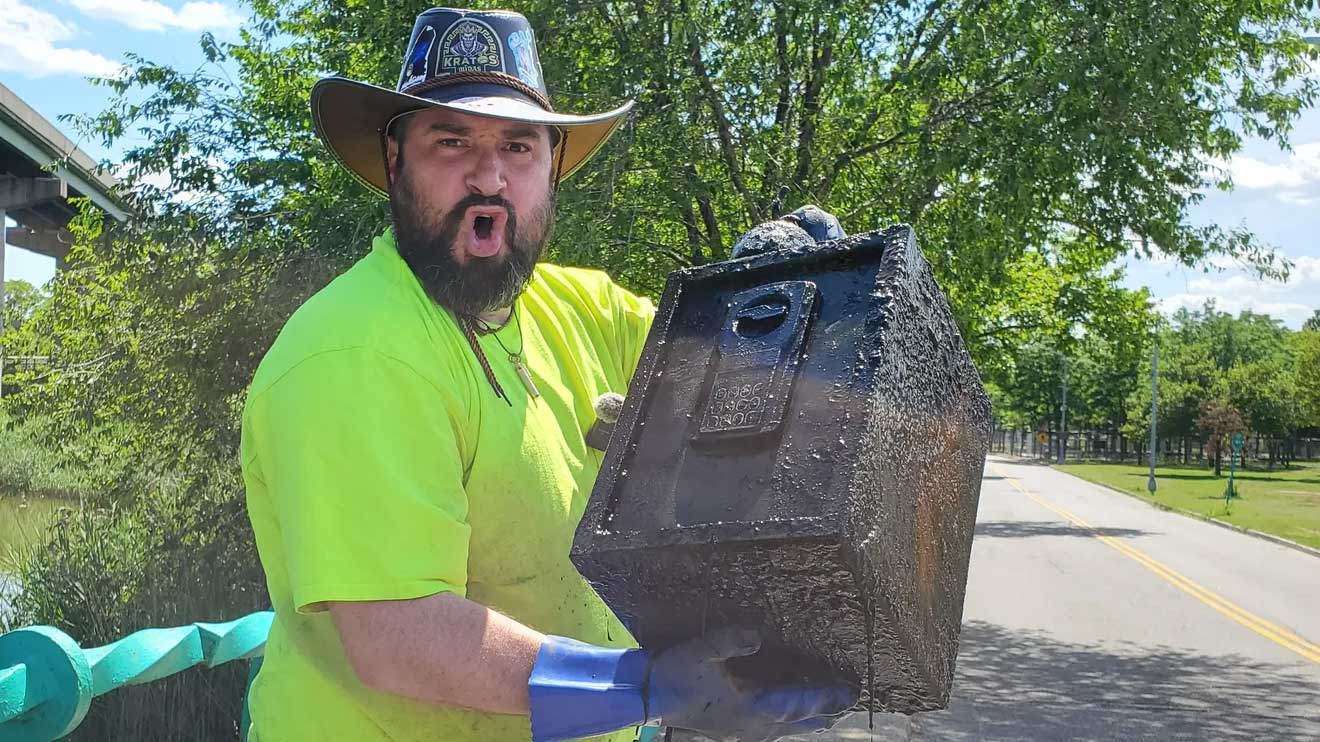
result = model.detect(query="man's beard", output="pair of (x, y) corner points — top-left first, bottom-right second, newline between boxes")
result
(390, 168), (555, 317)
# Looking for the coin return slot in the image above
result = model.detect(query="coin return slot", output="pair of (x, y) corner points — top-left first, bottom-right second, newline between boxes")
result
(734, 300), (790, 338)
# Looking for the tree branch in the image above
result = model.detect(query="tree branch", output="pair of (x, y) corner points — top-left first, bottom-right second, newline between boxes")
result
(688, 164), (726, 260)
(682, 0), (759, 225)
(791, 16), (834, 194)
(815, 68), (1017, 201)
(676, 194), (705, 264)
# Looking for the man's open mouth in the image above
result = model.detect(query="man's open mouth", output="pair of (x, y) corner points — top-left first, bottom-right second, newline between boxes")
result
(463, 206), (509, 259)
(474, 215), (494, 240)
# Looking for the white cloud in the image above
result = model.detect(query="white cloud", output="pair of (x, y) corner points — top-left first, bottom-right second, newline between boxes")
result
(1292, 255), (1320, 284)
(1157, 254), (1320, 328)
(0, 0), (121, 78)
(1278, 191), (1320, 206)
(1158, 293), (1315, 327)
(1227, 155), (1309, 189)
(1213, 143), (1320, 208)
(1186, 275), (1273, 295)
(66, 0), (243, 33)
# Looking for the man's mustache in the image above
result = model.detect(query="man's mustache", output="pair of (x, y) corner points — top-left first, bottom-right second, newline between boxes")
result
(451, 194), (515, 221)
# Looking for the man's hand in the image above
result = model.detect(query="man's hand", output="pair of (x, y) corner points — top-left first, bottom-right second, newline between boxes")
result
(528, 628), (857, 742)
(648, 628), (858, 742)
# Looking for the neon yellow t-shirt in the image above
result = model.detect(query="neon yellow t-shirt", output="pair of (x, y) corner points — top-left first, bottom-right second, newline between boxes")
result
(240, 229), (654, 741)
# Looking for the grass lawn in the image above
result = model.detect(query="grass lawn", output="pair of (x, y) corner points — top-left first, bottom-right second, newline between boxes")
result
(1056, 461), (1320, 550)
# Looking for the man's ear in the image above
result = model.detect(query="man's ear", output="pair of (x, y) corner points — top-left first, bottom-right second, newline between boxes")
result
(385, 133), (402, 184)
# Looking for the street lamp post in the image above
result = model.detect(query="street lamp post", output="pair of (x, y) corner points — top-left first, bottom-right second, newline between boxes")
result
(1148, 341), (1158, 495)
(1057, 357), (1068, 465)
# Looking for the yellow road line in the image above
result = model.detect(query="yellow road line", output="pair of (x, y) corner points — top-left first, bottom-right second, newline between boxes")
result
(988, 464), (1320, 665)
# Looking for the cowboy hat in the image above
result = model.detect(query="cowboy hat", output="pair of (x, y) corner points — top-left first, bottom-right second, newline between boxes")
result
(311, 7), (634, 196)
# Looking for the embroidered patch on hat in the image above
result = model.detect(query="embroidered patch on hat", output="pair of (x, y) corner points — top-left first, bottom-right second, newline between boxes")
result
(506, 30), (542, 91)
(400, 25), (436, 89)
(439, 18), (503, 74)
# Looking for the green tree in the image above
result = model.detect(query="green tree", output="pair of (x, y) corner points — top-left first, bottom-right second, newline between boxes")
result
(22, 0), (1312, 453)
(2, 279), (47, 334)
(1294, 329), (1320, 430)
(1123, 303), (1309, 467)
(1302, 309), (1320, 333)
(1227, 355), (1299, 467)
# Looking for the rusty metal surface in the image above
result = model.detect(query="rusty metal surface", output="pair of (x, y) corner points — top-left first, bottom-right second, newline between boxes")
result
(573, 225), (991, 714)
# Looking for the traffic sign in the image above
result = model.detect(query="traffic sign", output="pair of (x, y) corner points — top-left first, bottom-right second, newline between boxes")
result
(1231, 432), (1245, 452)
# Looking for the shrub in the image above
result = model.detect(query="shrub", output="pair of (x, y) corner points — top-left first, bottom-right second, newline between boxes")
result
(2, 444), (267, 740)
(0, 412), (109, 500)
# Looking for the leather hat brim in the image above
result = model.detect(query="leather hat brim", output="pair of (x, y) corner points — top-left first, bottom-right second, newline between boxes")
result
(311, 76), (634, 197)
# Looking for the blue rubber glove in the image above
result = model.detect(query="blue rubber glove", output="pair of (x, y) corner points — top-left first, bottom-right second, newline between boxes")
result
(781, 205), (845, 243)
(528, 629), (858, 742)
(647, 628), (857, 741)
(528, 637), (649, 741)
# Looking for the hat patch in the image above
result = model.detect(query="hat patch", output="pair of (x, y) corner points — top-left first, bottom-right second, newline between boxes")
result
(506, 30), (542, 91)
(400, 26), (436, 89)
(439, 19), (503, 74)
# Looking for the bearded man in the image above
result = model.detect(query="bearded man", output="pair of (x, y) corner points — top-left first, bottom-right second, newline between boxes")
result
(240, 8), (855, 741)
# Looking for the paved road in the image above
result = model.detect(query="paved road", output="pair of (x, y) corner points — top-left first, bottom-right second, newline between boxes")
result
(811, 454), (1320, 741)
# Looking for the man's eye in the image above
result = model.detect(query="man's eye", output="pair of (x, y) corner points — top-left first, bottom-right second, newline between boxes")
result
(438, 138), (464, 148)
(507, 142), (531, 153)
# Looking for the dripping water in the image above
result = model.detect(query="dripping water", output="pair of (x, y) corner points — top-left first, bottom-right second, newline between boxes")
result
(866, 598), (875, 735)
(699, 536), (716, 637)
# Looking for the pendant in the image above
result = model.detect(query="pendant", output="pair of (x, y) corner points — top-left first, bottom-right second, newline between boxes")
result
(512, 354), (540, 399)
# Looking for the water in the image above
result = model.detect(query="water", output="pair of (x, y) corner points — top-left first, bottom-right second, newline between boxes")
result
(0, 495), (63, 619)
(0, 495), (62, 558)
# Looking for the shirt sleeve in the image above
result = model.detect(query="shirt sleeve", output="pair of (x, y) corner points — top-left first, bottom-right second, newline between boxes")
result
(245, 347), (472, 614)
(607, 281), (656, 385)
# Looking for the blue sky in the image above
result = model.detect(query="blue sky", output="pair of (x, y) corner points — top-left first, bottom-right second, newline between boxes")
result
(4, 1), (1319, 328)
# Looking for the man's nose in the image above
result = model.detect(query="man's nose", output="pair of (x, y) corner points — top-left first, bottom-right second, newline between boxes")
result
(465, 146), (507, 196)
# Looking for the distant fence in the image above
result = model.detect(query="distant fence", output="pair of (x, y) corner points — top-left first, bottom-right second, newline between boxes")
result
(0, 355), (51, 398)
(0, 612), (271, 741)
(2, 356), (49, 373)
(991, 427), (1320, 466)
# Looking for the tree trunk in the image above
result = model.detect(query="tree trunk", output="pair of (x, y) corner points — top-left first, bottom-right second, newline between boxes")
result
(1214, 449), (1222, 478)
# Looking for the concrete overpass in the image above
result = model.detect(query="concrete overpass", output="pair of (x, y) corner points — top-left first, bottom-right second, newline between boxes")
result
(1, 81), (128, 395)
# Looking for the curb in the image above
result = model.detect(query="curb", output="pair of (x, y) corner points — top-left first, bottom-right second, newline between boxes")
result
(1044, 464), (1320, 561)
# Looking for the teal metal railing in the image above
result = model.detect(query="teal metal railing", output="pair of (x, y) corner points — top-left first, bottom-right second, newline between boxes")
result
(0, 611), (272, 741)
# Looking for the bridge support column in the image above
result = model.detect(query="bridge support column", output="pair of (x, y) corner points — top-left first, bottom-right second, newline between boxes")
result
(0, 176), (66, 398)
(2, 205), (7, 399)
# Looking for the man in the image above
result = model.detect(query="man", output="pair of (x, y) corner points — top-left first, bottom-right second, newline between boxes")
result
(241, 8), (854, 741)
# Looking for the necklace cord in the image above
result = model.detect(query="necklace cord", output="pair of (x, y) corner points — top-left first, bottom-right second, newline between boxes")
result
(459, 315), (512, 406)
(478, 304), (525, 358)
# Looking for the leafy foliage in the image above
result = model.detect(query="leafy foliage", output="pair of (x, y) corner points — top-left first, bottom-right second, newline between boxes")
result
(9, 0), (1316, 455)
(1, 279), (47, 333)
(0, 411), (111, 500)
(1121, 303), (1315, 468)
(1294, 329), (1320, 429)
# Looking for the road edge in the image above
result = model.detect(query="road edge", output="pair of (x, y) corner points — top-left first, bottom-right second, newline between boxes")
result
(989, 454), (1320, 561)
